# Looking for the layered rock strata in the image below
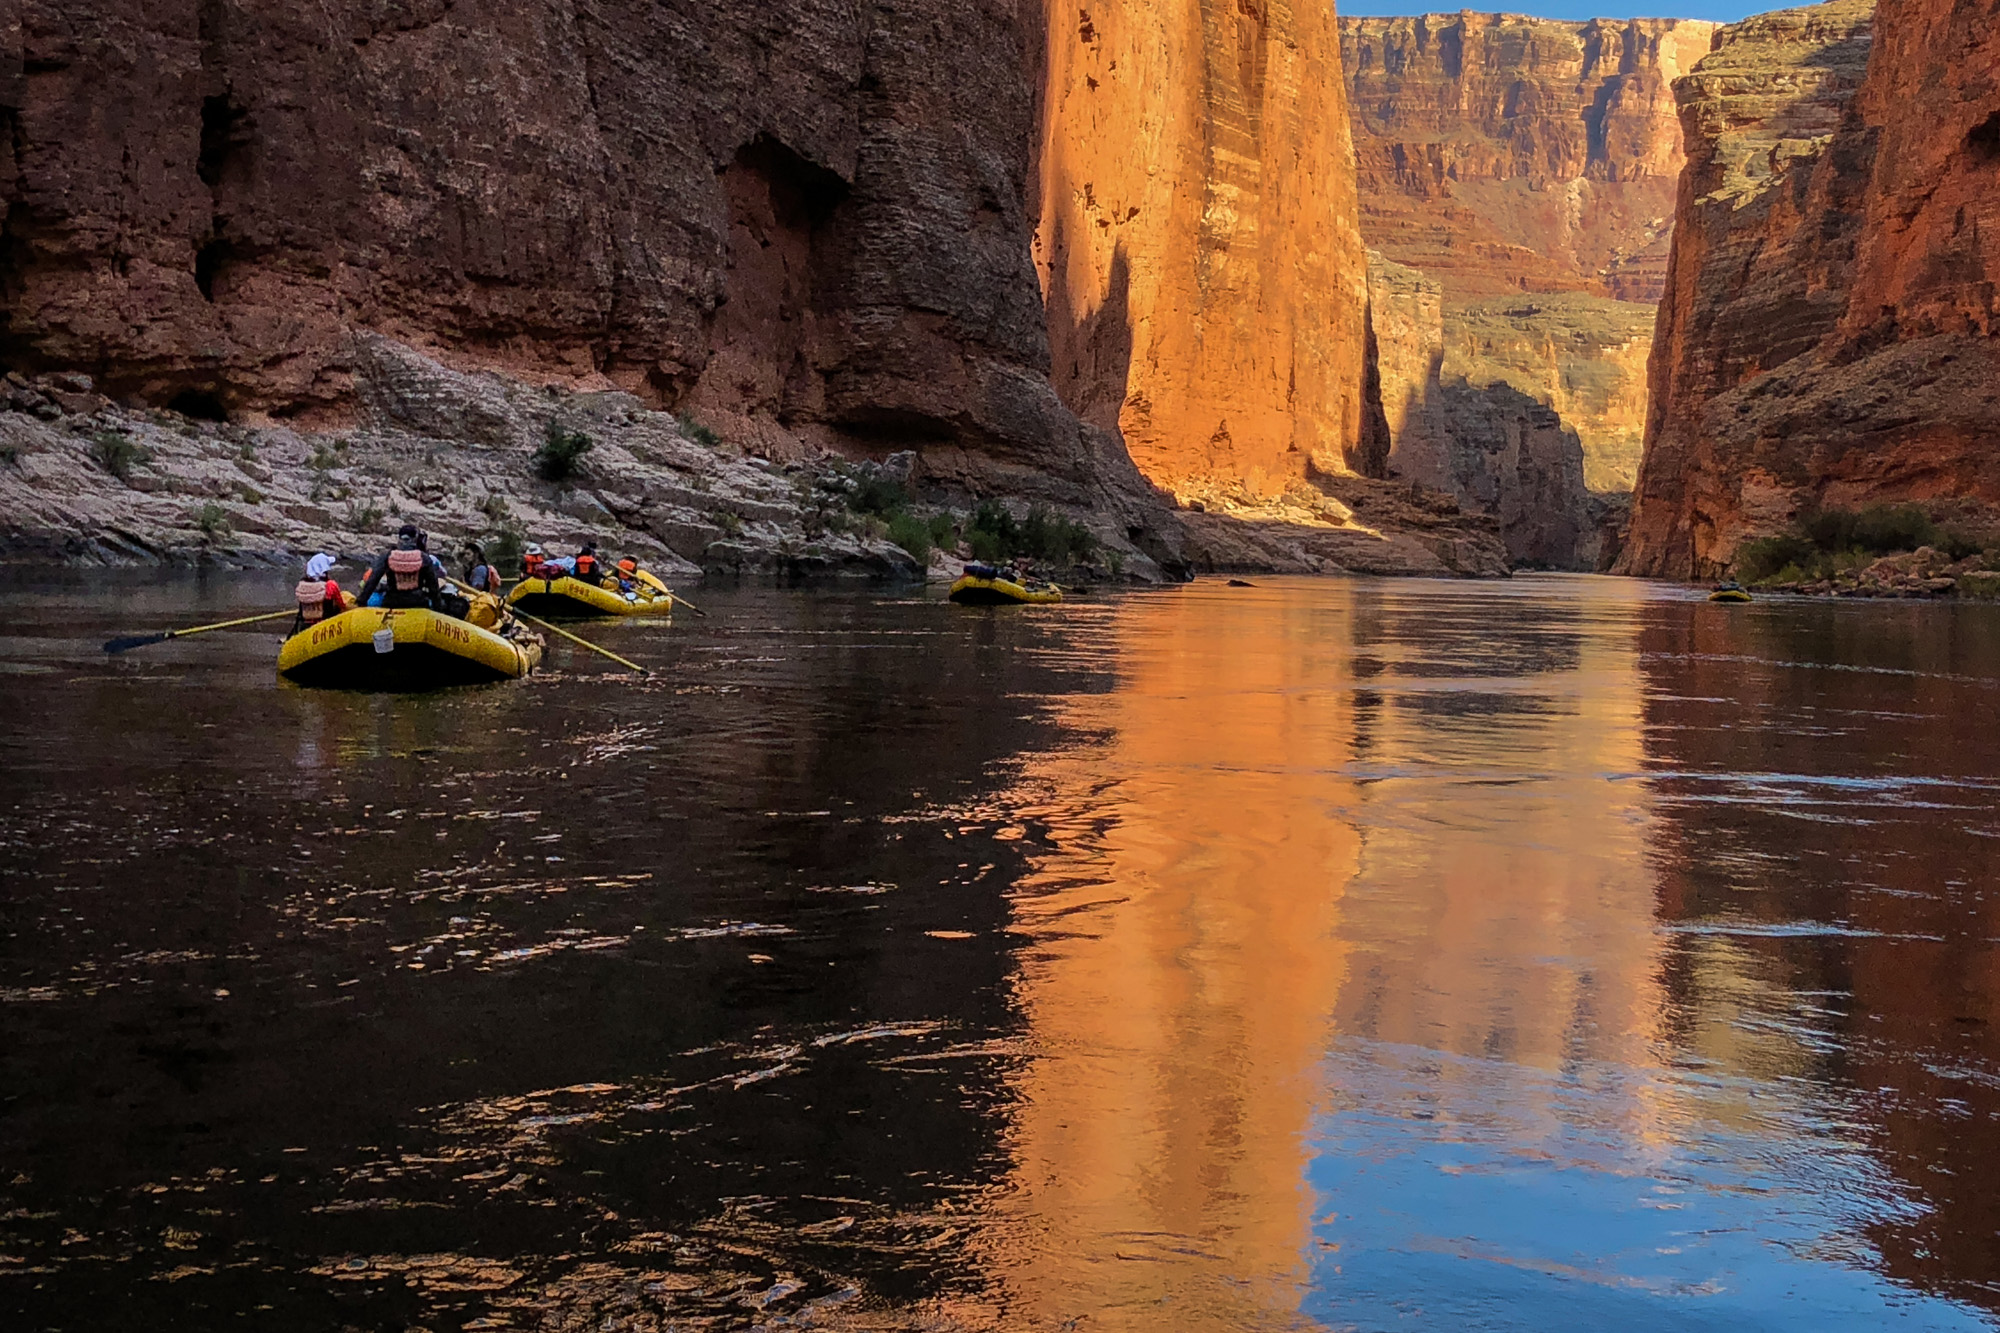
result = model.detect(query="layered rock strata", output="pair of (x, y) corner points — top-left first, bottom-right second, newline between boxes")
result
(1620, 0), (2000, 578)
(0, 335), (1187, 577)
(1033, 0), (1372, 497)
(0, 0), (1089, 487)
(1365, 254), (1599, 569)
(1340, 13), (1717, 302)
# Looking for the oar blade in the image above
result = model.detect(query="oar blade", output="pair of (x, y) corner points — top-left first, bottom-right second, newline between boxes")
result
(102, 631), (170, 655)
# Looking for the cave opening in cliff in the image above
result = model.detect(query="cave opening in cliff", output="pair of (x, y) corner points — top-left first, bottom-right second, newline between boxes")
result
(680, 135), (853, 447)
(166, 388), (228, 422)
(1968, 110), (2000, 162)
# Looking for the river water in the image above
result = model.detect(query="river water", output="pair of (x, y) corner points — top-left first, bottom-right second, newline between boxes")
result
(3, 573), (1998, 1331)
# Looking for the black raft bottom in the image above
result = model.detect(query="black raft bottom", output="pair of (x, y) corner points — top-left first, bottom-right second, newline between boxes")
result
(279, 642), (514, 691)
(508, 592), (608, 619)
(948, 588), (1035, 606)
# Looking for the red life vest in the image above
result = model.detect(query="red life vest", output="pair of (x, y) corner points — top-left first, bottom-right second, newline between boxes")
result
(574, 553), (598, 580)
(387, 548), (424, 591)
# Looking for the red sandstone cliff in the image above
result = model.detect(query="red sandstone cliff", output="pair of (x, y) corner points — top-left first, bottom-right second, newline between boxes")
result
(1340, 14), (1716, 303)
(0, 0), (1102, 485)
(1033, 0), (1372, 498)
(1621, 0), (2000, 578)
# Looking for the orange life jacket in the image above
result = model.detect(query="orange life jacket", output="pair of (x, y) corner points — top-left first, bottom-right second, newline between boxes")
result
(574, 553), (599, 580)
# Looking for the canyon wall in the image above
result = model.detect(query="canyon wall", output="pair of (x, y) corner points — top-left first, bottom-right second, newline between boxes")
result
(1622, 0), (2000, 578)
(1341, 12), (1711, 570)
(0, 0), (1107, 488)
(1367, 254), (1596, 569)
(1033, 0), (1372, 498)
(1340, 13), (1717, 303)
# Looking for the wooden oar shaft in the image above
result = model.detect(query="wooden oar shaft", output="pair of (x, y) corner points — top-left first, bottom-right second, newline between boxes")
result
(103, 607), (298, 653)
(444, 575), (648, 675)
(169, 608), (298, 637)
(512, 610), (649, 675)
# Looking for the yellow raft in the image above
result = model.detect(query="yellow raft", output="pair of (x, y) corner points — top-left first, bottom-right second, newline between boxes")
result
(1708, 585), (1753, 603)
(948, 573), (1064, 605)
(277, 608), (543, 689)
(506, 574), (674, 619)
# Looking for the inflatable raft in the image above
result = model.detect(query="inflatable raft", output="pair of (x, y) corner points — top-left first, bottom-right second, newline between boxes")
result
(1708, 584), (1753, 604)
(948, 572), (1063, 605)
(506, 574), (675, 619)
(277, 608), (543, 689)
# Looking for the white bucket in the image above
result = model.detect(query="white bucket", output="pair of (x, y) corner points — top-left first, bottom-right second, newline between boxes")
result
(372, 628), (396, 654)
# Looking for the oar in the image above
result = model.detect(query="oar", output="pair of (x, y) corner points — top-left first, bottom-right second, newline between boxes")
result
(600, 565), (707, 617)
(444, 576), (648, 676)
(103, 608), (296, 655)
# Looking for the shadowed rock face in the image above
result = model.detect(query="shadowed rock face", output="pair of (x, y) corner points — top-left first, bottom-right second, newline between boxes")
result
(0, 0), (1095, 482)
(1619, 0), (2000, 579)
(1033, 0), (1371, 498)
(1365, 254), (1598, 569)
(1340, 13), (1717, 303)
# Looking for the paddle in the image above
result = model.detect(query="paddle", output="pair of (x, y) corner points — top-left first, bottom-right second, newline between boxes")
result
(444, 576), (648, 676)
(103, 608), (296, 655)
(511, 609), (651, 676)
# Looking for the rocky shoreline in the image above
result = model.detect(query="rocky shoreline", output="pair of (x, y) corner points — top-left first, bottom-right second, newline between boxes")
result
(1757, 547), (2000, 600)
(0, 334), (1520, 583)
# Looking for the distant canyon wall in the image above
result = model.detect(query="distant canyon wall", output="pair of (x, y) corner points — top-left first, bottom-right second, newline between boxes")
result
(1339, 13), (1716, 304)
(1343, 13), (1703, 569)
(1033, 0), (1372, 498)
(1621, 0), (2000, 578)
(0, 0), (1114, 491)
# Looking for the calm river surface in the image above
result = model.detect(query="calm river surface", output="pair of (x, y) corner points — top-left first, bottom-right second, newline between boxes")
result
(3, 573), (1999, 1331)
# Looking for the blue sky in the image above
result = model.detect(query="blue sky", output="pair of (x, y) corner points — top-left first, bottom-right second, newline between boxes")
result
(1341, 1), (1760, 20)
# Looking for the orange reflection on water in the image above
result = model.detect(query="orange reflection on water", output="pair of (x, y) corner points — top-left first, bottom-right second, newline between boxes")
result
(982, 591), (1363, 1331)
(972, 582), (1697, 1329)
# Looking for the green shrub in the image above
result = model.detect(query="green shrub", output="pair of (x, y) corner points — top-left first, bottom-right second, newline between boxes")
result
(1021, 505), (1098, 564)
(534, 422), (595, 482)
(90, 431), (150, 481)
(677, 413), (721, 448)
(961, 500), (1097, 567)
(483, 518), (527, 573)
(308, 442), (340, 471)
(1737, 503), (1980, 585)
(193, 501), (231, 539)
(887, 511), (933, 565)
(343, 498), (385, 532)
(927, 512), (957, 549)
(848, 473), (910, 518)
(237, 440), (257, 461)
(1736, 532), (1819, 584)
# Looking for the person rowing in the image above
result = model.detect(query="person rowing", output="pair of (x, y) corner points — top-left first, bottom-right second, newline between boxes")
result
(357, 524), (443, 610)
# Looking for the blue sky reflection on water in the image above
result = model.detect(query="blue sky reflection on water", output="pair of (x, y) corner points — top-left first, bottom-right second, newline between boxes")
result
(1303, 1043), (1997, 1330)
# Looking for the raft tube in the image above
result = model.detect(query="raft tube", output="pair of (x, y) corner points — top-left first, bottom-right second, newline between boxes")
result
(506, 575), (674, 619)
(948, 574), (1063, 606)
(277, 608), (542, 689)
(1708, 587), (1753, 604)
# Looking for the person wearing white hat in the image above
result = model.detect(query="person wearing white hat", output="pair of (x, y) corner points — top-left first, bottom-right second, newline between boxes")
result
(291, 553), (348, 635)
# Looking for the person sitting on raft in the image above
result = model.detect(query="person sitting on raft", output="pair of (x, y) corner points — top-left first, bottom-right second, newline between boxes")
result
(572, 541), (605, 586)
(522, 543), (547, 580)
(463, 542), (503, 594)
(290, 552), (349, 634)
(357, 525), (443, 610)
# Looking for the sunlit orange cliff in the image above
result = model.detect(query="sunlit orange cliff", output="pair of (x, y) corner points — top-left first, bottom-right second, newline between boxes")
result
(1033, 0), (1373, 500)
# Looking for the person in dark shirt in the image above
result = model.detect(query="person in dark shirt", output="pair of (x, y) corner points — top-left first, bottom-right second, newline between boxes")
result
(357, 524), (442, 610)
